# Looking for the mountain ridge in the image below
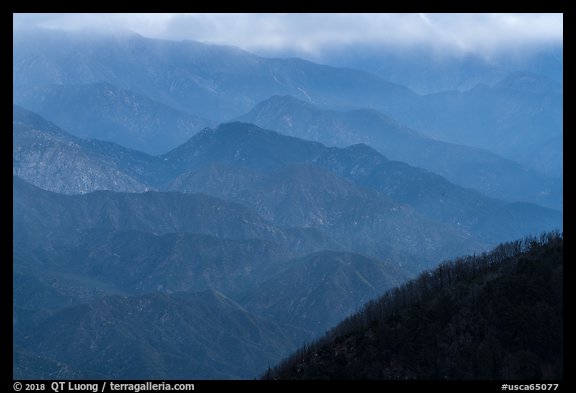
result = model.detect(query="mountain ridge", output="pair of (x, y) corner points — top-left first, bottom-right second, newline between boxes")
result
(238, 95), (562, 209)
(12, 26), (563, 382)
(14, 28), (561, 177)
(164, 122), (562, 246)
(14, 83), (211, 155)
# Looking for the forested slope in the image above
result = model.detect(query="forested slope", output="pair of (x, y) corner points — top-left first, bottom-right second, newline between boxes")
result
(268, 232), (563, 380)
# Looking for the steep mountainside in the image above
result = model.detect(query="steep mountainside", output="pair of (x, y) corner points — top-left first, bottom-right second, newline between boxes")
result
(238, 95), (562, 209)
(268, 232), (563, 380)
(13, 105), (156, 194)
(13, 105), (163, 193)
(14, 83), (210, 155)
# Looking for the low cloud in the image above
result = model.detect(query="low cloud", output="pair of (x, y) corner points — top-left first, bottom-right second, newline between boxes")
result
(13, 13), (563, 59)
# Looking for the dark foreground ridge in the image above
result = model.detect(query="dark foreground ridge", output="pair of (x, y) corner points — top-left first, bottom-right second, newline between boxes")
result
(266, 231), (563, 380)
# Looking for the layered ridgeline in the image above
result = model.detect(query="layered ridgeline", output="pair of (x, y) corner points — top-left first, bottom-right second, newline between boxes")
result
(238, 95), (562, 210)
(13, 175), (333, 295)
(13, 28), (416, 131)
(15, 290), (307, 380)
(161, 122), (562, 246)
(267, 232), (563, 380)
(14, 177), (410, 379)
(319, 46), (562, 94)
(13, 28), (561, 177)
(13, 83), (211, 155)
(414, 73), (562, 178)
(13, 108), (562, 379)
(14, 107), (562, 255)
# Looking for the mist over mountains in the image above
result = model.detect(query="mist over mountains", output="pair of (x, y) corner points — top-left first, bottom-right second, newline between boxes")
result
(14, 28), (562, 180)
(315, 44), (563, 94)
(13, 83), (211, 155)
(238, 95), (562, 209)
(13, 26), (562, 380)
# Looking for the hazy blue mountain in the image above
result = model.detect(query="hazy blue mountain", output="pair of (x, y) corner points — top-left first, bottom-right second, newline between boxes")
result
(17, 290), (308, 379)
(12, 170), (469, 292)
(12, 175), (329, 257)
(13, 109), (483, 266)
(163, 122), (562, 245)
(13, 177), (332, 380)
(238, 95), (562, 209)
(414, 77), (562, 178)
(13, 176), (416, 379)
(13, 105), (161, 194)
(316, 44), (563, 94)
(13, 28), (417, 123)
(13, 28), (561, 178)
(239, 251), (408, 336)
(161, 122), (327, 176)
(14, 228), (287, 300)
(495, 71), (563, 95)
(320, 145), (563, 244)
(168, 163), (481, 269)
(13, 26), (562, 382)
(14, 110), (561, 250)
(13, 83), (211, 155)
(268, 232), (563, 380)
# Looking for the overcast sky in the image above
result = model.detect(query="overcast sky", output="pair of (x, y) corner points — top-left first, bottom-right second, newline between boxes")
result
(13, 13), (563, 60)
